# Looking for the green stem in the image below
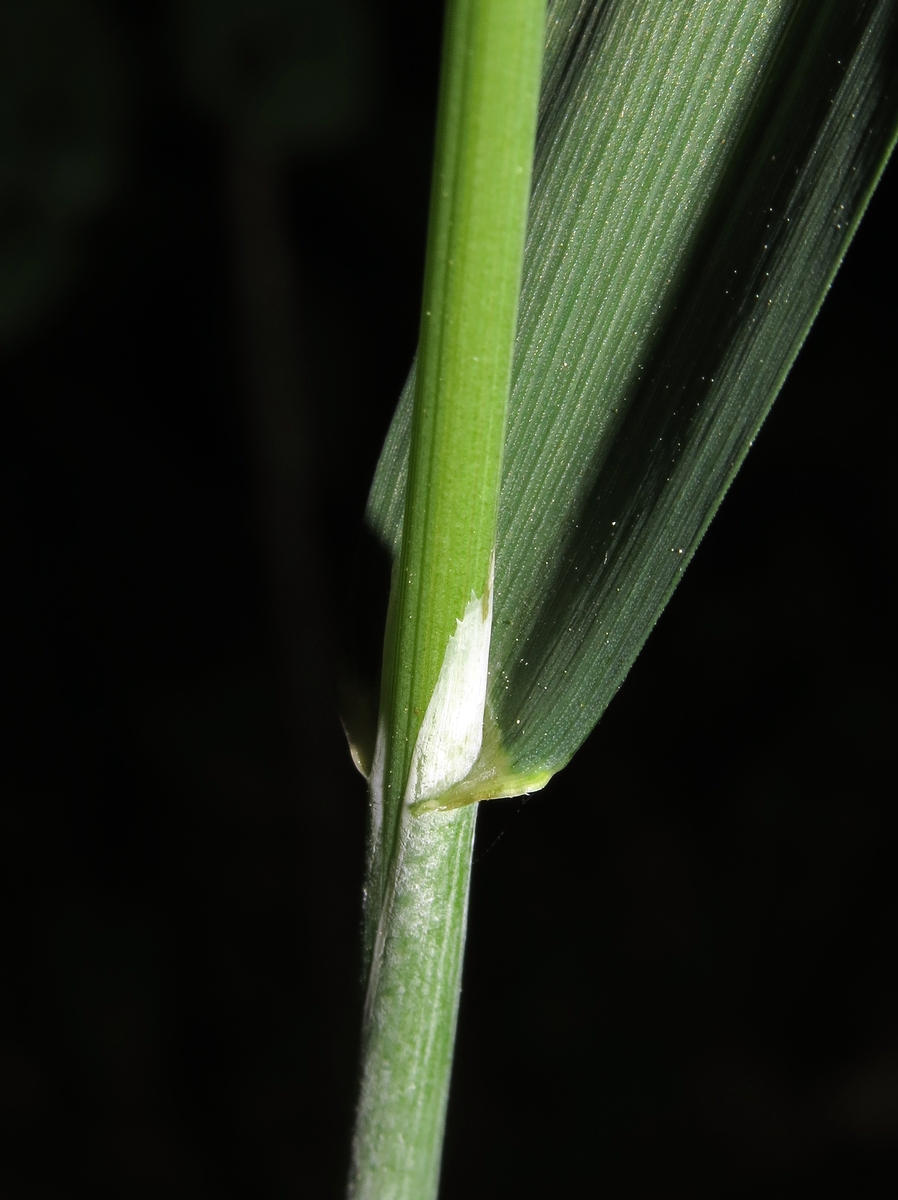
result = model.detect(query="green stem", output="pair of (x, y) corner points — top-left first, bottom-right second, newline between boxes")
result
(348, 0), (545, 1196)
(350, 805), (476, 1200)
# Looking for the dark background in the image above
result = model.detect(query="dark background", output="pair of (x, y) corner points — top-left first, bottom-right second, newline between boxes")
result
(2, 1), (896, 1196)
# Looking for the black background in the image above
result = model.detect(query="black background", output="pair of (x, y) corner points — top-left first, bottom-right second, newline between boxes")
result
(2, 1), (896, 1196)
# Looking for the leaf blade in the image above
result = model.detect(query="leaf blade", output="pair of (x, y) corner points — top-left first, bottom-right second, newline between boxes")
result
(367, 0), (898, 799)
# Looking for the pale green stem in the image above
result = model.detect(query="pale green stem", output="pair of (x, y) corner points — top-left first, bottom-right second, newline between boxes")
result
(348, 0), (545, 1196)
(350, 805), (476, 1200)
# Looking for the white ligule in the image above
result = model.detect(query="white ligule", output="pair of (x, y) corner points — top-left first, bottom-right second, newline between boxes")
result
(404, 566), (494, 807)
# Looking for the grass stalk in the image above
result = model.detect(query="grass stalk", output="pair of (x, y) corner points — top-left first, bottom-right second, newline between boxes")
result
(348, 0), (545, 1196)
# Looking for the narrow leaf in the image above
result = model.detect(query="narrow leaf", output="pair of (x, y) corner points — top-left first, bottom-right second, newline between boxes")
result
(367, 0), (898, 807)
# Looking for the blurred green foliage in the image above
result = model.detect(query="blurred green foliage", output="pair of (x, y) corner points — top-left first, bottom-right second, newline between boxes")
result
(178, 0), (371, 156)
(0, 0), (124, 344)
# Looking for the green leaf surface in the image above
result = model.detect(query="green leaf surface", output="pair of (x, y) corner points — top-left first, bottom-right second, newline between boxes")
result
(367, 0), (898, 806)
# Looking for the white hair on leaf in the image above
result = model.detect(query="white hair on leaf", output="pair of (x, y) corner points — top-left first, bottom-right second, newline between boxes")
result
(404, 562), (494, 808)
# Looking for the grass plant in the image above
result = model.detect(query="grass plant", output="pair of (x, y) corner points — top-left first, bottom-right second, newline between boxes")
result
(347, 2), (898, 1197)
(348, 2), (544, 1195)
